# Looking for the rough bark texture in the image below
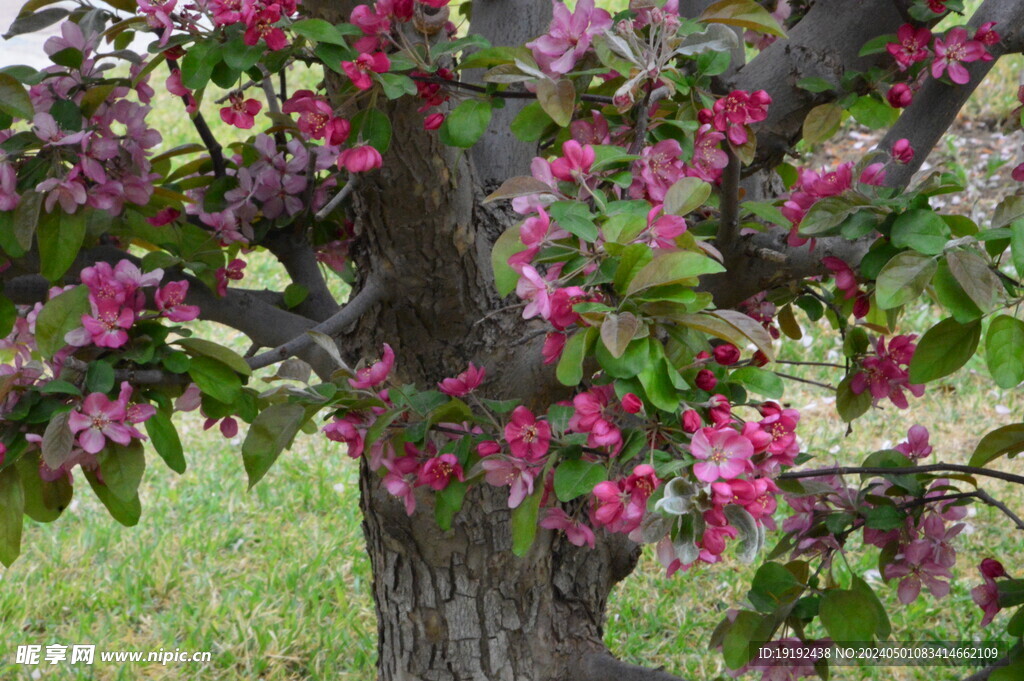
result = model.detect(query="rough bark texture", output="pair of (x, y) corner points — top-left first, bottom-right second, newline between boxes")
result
(361, 460), (641, 681)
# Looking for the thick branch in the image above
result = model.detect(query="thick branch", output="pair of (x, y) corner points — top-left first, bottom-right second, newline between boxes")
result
(716, 146), (742, 255)
(262, 230), (340, 322)
(880, 0), (1024, 188)
(247, 274), (385, 371)
(581, 653), (686, 681)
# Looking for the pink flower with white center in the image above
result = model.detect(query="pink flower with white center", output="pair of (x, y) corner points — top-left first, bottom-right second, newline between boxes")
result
(209, 0), (244, 25)
(931, 28), (986, 85)
(896, 424), (933, 459)
(892, 138), (914, 164)
(80, 307), (135, 348)
(0, 163), (19, 211)
(549, 140), (594, 183)
(887, 24), (932, 69)
(629, 139), (685, 202)
(438, 362), (486, 397)
(155, 280), (200, 322)
(342, 52), (391, 91)
(68, 392), (134, 454)
(758, 401), (800, 458)
(526, 0), (612, 75)
(417, 454), (465, 491)
(220, 93), (262, 129)
(283, 90), (334, 139)
(338, 145), (383, 173)
(350, 343), (396, 390)
(644, 205), (687, 249)
(516, 265), (554, 320)
(690, 427), (753, 482)
(215, 258), (246, 297)
(323, 414), (367, 458)
(591, 480), (639, 533)
(539, 507), (595, 548)
(481, 457), (538, 508)
(245, 6), (289, 51)
(885, 540), (953, 604)
(504, 406), (551, 461)
(704, 89), (771, 147)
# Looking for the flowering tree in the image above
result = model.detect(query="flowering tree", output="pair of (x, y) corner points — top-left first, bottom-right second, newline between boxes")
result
(1, 0), (1024, 678)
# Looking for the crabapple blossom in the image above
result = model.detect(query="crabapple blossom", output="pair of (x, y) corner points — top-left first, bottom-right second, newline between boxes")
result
(931, 28), (987, 85)
(539, 508), (596, 548)
(690, 427), (754, 482)
(438, 363), (486, 397)
(526, 0), (612, 75)
(504, 406), (551, 461)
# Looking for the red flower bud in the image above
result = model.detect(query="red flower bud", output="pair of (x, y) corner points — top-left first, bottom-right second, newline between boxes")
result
(751, 350), (769, 367)
(695, 369), (717, 391)
(712, 344), (740, 366)
(621, 393), (643, 414)
(681, 409), (702, 433)
(980, 558), (1007, 579)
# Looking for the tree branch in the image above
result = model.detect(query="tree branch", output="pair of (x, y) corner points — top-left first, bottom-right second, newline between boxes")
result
(261, 230), (340, 322)
(166, 58), (226, 178)
(581, 652), (686, 681)
(247, 273), (385, 371)
(779, 463), (1024, 488)
(716, 146), (742, 255)
(880, 0), (1024, 188)
(63, 357), (189, 386)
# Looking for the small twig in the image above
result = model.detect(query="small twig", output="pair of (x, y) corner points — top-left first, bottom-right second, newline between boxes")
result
(627, 85), (671, 155)
(774, 371), (835, 391)
(779, 464), (1024, 488)
(166, 58), (226, 178)
(975, 489), (1024, 531)
(775, 359), (845, 368)
(62, 358), (189, 386)
(472, 302), (526, 326)
(315, 174), (358, 221)
(408, 75), (614, 104)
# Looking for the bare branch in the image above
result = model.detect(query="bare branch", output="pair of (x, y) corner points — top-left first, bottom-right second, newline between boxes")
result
(261, 230), (340, 322)
(315, 173), (357, 220)
(411, 75), (614, 105)
(166, 58), (226, 178)
(779, 464), (1024, 488)
(62, 357), (189, 386)
(247, 274), (386, 371)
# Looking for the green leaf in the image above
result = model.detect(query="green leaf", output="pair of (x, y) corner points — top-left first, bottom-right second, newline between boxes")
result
(223, 35), (264, 71)
(41, 410), (74, 469)
(864, 504), (904, 530)
(626, 251), (725, 295)
(435, 480), (467, 531)
(748, 562), (802, 613)
(933, 257), (982, 323)
(859, 33), (896, 56)
(556, 328), (595, 386)
(874, 251), (937, 310)
(510, 101), (553, 142)
(290, 18), (354, 46)
(548, 201), (598, 241)
(84, 467), (141, 527)
(722, 610), (768, 670)
(908, 317), (981, 384)
(664, 177), (711, 216)
(802, 103), (842, 144)
(890, 209), (950, 255)
(11, 190), (41, 253)
(554, 460), (607, 502)
(986, 315), (1024, 389)
(379, 73), (417, 100)
(145, 409), (186, 473)
(0, 73), (34, 120)
(491, 225), (528, 297)
(1010, 220), (1024, 278)
(176, 338), (252, 376)
(836, 374), (871, 422)
(16, 453), (72, 523)
(283, 283), (309, 309)
(535, 78), (575, 127)
(848, 96), (898, 130)
(180, 40), (220, 91)
(188, 356), (243, 404)
(969, 423), (1024, 467)
(34, 284), (89, 358)
(699, 0), (787, 37)
(351, 108), (392, 153)
(439, 99), (493, 148)
(600, 312), (640, 358)
(458, 46), (522, 70)
(798, 197), (867, 236)
(85, 361), (115, 394)
(0, 465), (24, 567)
(242, 403), (308, 488)
(820, 588), (880, 643)
(946, 250), (1002, 313)
(510, 489), (541, 556)
(796, 77), (833, 93)
(851, 575), (891, 639)
(613, 243), (653, 294)
(98, 441), (146, 503)
(639, 357), (681, 412)
(730, 367), (783, 399)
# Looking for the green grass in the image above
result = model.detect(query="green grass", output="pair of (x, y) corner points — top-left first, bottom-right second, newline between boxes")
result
(2, 4), (1023, 680)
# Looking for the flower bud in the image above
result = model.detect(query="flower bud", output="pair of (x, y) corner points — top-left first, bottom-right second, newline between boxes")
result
(695, 369), (717, 391)
(712, 344), (740, 366)
(980, 558), (1007, 579)
(621, 393), (643, 414)
(681, 409), (702, 433)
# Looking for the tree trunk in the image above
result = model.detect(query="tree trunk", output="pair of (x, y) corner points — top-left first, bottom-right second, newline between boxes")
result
(360, 460), (642, 680)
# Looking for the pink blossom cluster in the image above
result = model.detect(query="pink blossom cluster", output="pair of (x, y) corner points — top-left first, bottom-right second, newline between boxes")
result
(884, 23), (997, 106)
(69, 382), (155, 454)
(779, 160), (888, 248)
(850, 334), (924, 409)
(0, 22), (162, 217)
(526, 0), (612, 76)
(697, 89), (772, 147)
(206, 0), (300, 50)
(971, 558), (1008, 627)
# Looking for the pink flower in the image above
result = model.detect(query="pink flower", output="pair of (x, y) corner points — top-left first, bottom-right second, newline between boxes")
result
(215, 258), (246, 297)
(892, 138), (914, 164)
(704, 89), (771, 147)
(885, 540), (953, 604)
(850, 335), (924, 409)
(695, 369), (717, 391)
(629, 139), (685, 202)
(481, 457), (537, 508)
(887, 24), (932, 69)
(621, 393), (643, 414)
(887, 82), (914, 108)
(68, 392), (135, 454)
(974, 22), (1001, 47)
(147, 207), (180, 226)
(542, 332), (566, 364)
(80, 307), (135, 348)
(896, 424), (933, 459)
(931, 27), (986, 85)
(972, 577), (1001, 627)
(981, 558), (1007, 579)
(0, 163), (20, 211)
(438, 362), (486, 396)
(244, 6), (289, 51)
(859, 162), (886, 186)
(526, 0), (612, 75)
(549, 140), (594, 182)
(504, 406), (551, 461)
(417, 454), (465, 491)
(516, 265), (553, 320)
(690, 427), (753, 482)
(644, 205), (687, 249)
(423, 112), (444, 130)
(324, 415), (367, 459)
(383, 455), (419, 516)
(137, 0), (176, 43)
(539, 507), (595, 548)
(337, 145), (383, 173)
(349, 343), (395, 389)
(155, 280), (200, 322)
(591, 465), (657, 534)
(342, 52), (391, 91)
(36, 171), (88, 213)
(220, 93), (262, 129)
(681, 409), (701, 433)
